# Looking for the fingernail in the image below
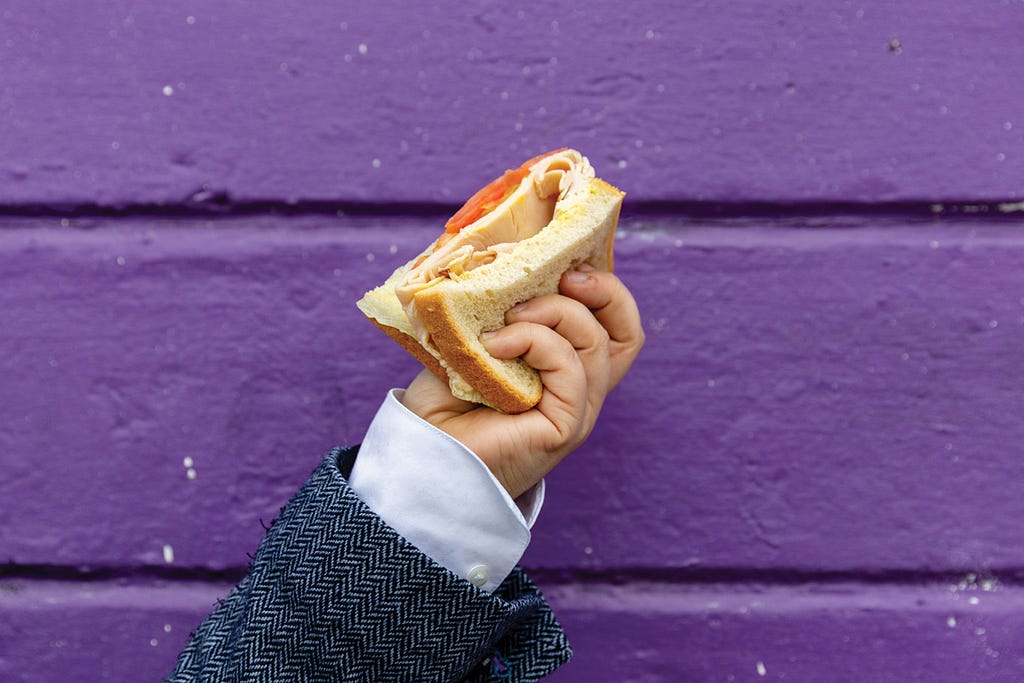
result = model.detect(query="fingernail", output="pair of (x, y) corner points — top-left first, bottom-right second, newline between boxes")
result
(481, 330), (498, 340)
(566, 270), (590, 283)
(577, 262), (596, 272)
(509, 302), (528, 314)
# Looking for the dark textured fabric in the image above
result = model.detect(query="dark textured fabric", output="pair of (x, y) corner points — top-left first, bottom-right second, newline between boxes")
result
(168, 447), (571, 682)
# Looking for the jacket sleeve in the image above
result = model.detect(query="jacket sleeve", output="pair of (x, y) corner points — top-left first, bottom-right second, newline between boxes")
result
(166, 446), (571, 683)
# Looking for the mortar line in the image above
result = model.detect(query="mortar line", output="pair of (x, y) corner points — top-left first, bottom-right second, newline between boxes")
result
(1, 563), (1019, 587)
(0, 199), (1021, 222)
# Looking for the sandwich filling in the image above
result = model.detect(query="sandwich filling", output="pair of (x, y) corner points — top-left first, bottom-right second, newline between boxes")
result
(395, 149), (595, 349)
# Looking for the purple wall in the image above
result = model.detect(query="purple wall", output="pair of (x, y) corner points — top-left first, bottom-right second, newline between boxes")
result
(2, 2), (1024, 681)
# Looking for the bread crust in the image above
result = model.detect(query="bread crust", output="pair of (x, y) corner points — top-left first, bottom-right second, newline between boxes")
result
(415, 287), (542, 413)
(369, 318), (449, 384)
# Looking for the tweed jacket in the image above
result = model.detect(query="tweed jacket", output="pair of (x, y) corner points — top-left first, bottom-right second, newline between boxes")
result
(167, 446), (571, 682)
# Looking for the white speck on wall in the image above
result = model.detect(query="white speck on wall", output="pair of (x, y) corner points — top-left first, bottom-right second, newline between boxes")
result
(656, 83), (665, 93)
(901, 352), (910, 361)
(500, 91), (509, 100)
(947, 616), (957, 628)
(996, 153), (1006, 162)
(939, 105), (949, 114)
(929, 240), (939, 248)
(969, 596), (980, 605)
(645, 29), (655, 39)
(183, 456), (193, 468)
(164, 624), (172, 633)
(366, 252), (376, 262)
(186, 468), (197, 480)
(186, 15), (195, 25)
(976, 627), (986, 636)
(989, 320), (998, 328)
(371, 158), (381, 168)
(163, 544), (174, 564)
(707, 379), (716, 388)
(635, 139), (644, 148)
(617, 160), (628, 169)
(389, 244), (398, 255)
(60, 218), (70, 227)
(116, 256), (126, 266)
(344, 54), (352, 63)
(583, 546), (593, 555)
(982, 579), (996, 591)
(756, 661), (767, 676)
(674, 239), (683, 247)
(1005, 122), (1013, 130)
(150, 638), (158, 647)
(162, 85), (174, 96)
(358, 43), (367, 55)
(111, 141), (120, 150)
(514, 121), (523, 132)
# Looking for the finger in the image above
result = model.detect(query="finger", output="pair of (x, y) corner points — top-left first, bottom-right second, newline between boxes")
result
(402, 368), (476, 420)
(505, 294), (611, 412)
(482, 321), (587, 441)
(559, 266), (645, 388)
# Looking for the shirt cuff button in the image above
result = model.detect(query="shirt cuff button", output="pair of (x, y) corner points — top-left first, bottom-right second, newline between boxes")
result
(467, 564), (490, 588)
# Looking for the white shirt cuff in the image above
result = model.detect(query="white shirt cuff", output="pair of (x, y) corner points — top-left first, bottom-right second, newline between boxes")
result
(347, 389), (544, 593)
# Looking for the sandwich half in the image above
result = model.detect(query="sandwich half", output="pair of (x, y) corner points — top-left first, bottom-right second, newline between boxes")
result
(357, 148), (624, 413)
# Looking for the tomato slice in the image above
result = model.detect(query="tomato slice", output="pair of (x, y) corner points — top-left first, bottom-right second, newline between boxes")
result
(444, 148), (567, 234)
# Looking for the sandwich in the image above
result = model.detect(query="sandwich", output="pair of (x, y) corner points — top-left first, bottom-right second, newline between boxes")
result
(356, 148), (624, 414)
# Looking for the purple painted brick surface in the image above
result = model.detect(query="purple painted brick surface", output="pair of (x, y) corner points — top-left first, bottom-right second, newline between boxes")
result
(3, 217), (1023, 575)
(2, 578), (1020, 682)
(543, 580), (1023, 682)
(2, 1), (1024, 205)
(4, 1), (1024, 679)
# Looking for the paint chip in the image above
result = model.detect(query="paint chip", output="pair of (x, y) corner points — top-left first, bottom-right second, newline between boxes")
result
(756, 661), (767, 676)
(186, 15), (195, 25)
(162, 544), (174, 564)
(164, 624), (172, 633)
(150, 638), (158, 646)
(186, 468), (197, 480)
(947, 616), (957, 628)
(969, 596), (980, 605)
(183, 456), (193, 468)
(371, 158), (381, 168)
(358, 43), (367, 55)
(162, 85), (174, 96)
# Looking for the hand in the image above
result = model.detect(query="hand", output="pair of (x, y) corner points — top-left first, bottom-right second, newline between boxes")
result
(401, 265), (644, 498)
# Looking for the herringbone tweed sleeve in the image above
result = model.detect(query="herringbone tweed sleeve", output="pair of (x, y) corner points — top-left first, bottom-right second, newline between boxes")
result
(167, 446), (572, 683)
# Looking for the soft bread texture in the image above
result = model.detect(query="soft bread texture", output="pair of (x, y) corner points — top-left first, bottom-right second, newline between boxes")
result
(358, 174), (623, 413)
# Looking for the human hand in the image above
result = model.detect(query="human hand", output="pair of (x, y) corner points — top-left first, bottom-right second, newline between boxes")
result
(401, 265), (644, 499)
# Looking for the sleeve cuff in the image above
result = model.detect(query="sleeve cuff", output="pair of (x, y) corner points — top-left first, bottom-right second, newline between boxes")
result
(347, 389), (543, 593)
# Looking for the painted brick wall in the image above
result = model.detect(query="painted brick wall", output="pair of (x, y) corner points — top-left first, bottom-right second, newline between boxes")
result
(2, 2), (1023, 681)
